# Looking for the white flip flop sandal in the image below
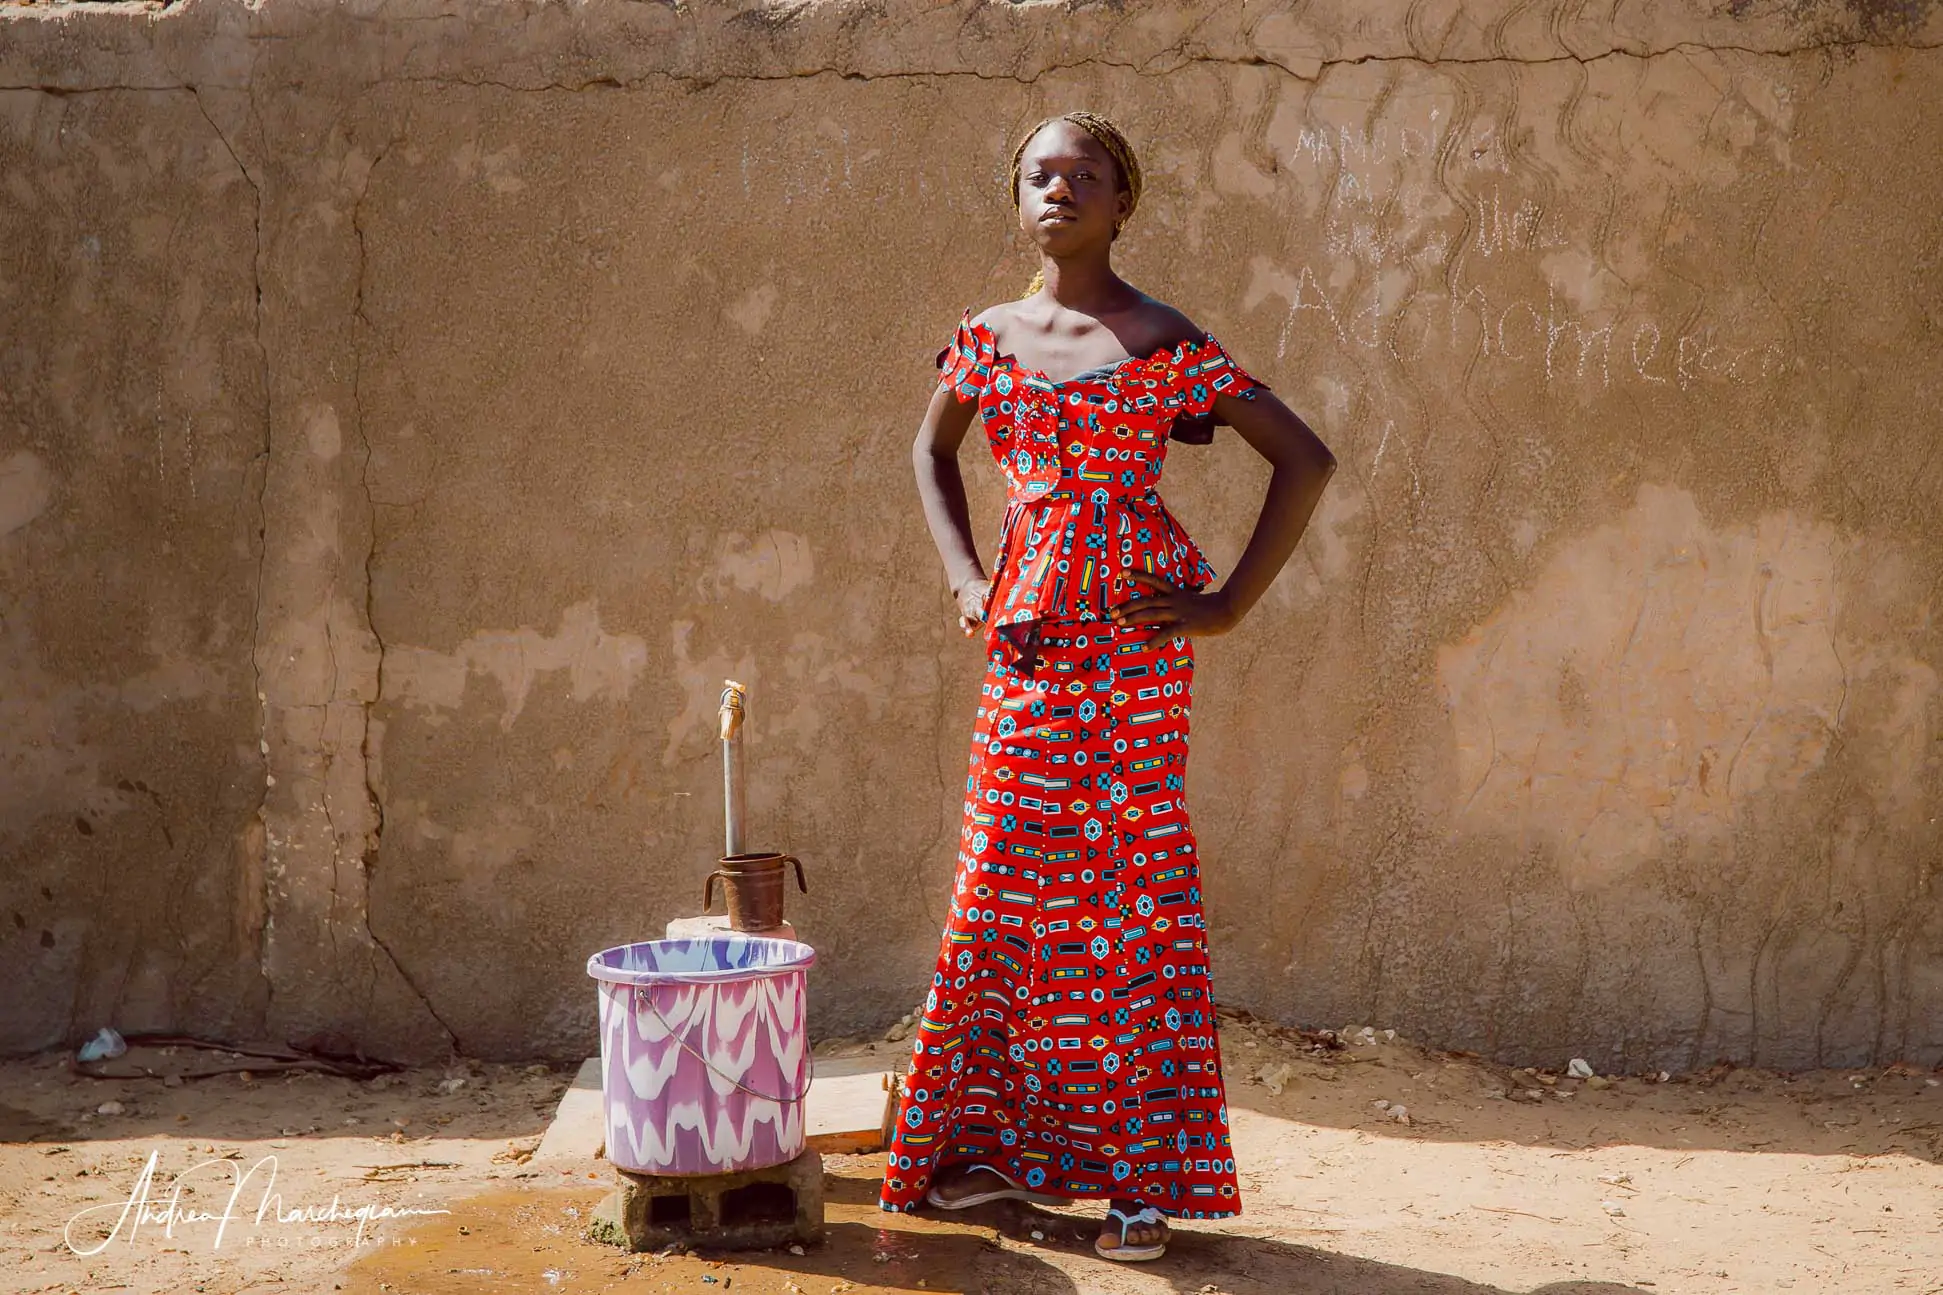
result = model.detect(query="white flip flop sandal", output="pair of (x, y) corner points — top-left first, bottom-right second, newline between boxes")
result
(924, 1164), (1073, 1210)
(1095, 1205), (1170, 1262)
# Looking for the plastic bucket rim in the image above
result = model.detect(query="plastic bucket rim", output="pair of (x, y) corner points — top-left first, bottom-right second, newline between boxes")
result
(585, 936), (816, 986)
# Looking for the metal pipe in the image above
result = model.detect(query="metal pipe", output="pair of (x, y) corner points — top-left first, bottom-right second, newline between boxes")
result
(718, 679), (747, 858)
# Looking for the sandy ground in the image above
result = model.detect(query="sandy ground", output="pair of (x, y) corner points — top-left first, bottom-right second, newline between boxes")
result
(4, 1016), (1940, 1295)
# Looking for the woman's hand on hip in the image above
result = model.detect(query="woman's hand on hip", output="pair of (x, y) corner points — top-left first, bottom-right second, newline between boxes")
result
(1110, 571), (1237, 646)
(954, 577), (992, 637)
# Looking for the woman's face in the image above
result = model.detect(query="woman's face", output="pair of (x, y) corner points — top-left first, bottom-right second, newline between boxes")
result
(1016, 120), (1131, 256)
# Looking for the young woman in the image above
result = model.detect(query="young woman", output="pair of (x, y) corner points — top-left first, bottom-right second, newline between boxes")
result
(881, 111), (1337, 1262)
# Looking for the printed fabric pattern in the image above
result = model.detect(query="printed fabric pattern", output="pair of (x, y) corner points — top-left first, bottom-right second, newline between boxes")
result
(879, 623), (1237, 1218)
(933, 311), (1265, 671)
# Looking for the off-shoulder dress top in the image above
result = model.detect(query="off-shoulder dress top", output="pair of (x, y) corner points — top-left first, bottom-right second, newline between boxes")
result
(934, 310), (1266, 667)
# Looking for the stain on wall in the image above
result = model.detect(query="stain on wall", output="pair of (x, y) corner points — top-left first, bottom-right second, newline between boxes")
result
(1441, 485), (1936, 890)
(1, 0), (1939, 1067)
(386, 601), (649, 729)
(0, 451), (52, 537)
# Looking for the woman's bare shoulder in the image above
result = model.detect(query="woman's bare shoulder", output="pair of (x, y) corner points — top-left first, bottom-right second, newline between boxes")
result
(1126, 295), (1205, 351)
(967, 301), (1024, 332)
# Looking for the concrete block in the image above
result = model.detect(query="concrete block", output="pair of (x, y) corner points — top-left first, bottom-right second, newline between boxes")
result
(592, 1147), (824, 1252)
(663, 912), (798, 943)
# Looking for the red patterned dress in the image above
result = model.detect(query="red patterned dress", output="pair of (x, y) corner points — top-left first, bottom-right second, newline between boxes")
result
(880, 311), (1265, 1219)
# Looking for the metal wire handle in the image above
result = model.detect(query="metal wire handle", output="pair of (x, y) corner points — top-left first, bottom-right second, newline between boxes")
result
(633, 988), (812, 1106)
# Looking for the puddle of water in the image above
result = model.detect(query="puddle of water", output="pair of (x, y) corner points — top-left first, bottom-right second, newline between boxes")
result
(341, 1163), (1087, 1294)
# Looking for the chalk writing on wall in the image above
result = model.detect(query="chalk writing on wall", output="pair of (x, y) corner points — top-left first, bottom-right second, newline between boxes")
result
(1255, 109), (1793, 393)
(1256, 264), (1789, 394)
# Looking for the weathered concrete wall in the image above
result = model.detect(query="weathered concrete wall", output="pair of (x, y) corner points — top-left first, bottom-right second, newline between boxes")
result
(3, 0), (1940, 1070)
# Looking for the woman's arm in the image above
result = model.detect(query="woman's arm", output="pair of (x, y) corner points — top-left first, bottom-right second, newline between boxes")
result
(912, 385), (992, 633)
(1202, 387), (1337, 621)
(1113, 389), (1337, 643)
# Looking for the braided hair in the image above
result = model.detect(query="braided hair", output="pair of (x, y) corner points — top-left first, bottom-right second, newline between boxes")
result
(1010, 111), (1143, 298)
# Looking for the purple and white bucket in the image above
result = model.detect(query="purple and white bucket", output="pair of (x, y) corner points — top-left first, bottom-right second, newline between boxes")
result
(586, 936), (815, 1177)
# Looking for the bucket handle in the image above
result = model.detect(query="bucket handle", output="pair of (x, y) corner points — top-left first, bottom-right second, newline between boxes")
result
(700, 854), (808, 913)
(632, 987), (811, 1105)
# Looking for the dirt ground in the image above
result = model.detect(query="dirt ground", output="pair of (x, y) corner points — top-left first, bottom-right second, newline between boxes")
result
(4, 1016), (1940, 1295)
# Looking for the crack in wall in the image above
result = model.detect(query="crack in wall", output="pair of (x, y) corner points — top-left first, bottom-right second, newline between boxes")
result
(185, 80), (276, 1026)
(345, 36), (1943, 91)
(351, 133), (392, 876)
(6, 31), (1940, 99)
(369, 922), (462, 1055)
(346, 127), (457, 1057)
(176, 73), (458, 1057)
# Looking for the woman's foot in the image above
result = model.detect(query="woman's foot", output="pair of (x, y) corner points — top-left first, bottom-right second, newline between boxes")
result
(924, 1163), (1074, 1210)
(927, 1164), (1013, 1206)
(1095, 1197), (1170, 1262)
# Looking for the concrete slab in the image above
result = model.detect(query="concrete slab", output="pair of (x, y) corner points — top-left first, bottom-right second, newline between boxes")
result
(805, 1066), (899, 1155)
(533, 1055), (604, 1163)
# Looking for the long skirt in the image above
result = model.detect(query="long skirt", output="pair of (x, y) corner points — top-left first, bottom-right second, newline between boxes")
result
(878, 620), (1240, 1218)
